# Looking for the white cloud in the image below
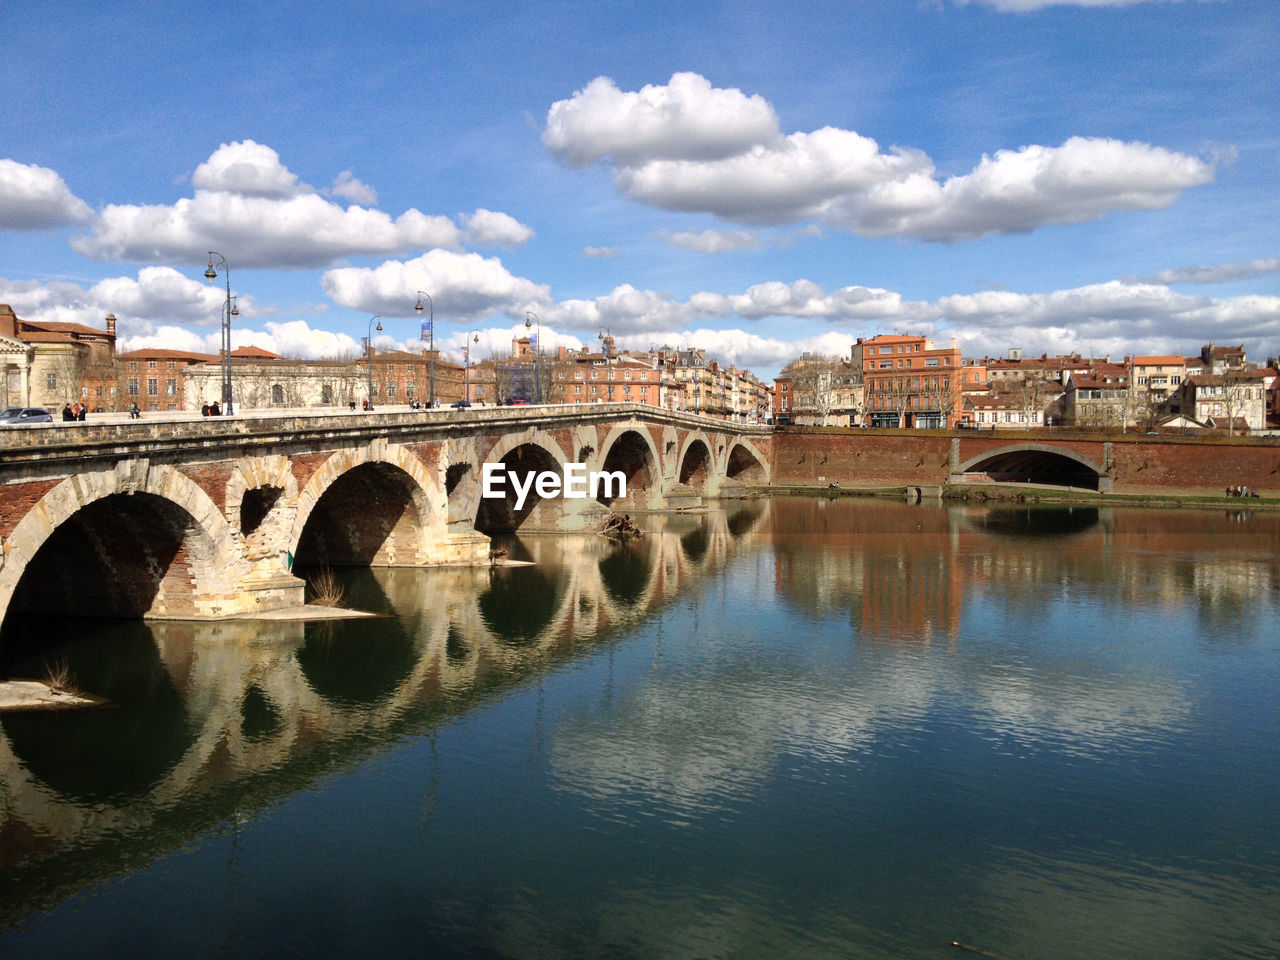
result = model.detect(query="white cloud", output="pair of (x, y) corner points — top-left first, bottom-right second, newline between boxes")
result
(330, 169), (378, 206)
(74, 190), (462, 268)
(0, 158), (93, 229)
(660, 229), (761, 253)
(320, 248), (551, 322)
(462, 208), (535, 246)
(549, 283), (692, 334)
(191, 140), (309, 198)
(543, 72), (778, 167)
(0, 267), (231, 332)
(69, 141), (488, 268)
(583, 246), (621, 258)
(545, 74), (1217, 241)
(118, 318), (365, 361)
(1125, 258), (1280, 286)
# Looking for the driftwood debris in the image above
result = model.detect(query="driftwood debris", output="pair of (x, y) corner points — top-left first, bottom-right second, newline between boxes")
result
(489, 544), (510, 563)
(600, 513), (643, 542)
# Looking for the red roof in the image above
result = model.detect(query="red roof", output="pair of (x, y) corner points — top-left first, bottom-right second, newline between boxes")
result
(117, 348), (217, 362)
(230, 345), (286, 359)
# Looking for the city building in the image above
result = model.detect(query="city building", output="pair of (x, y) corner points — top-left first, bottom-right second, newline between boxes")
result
(118, 347), (216, 412)
(0, 304), (119, 411)
(859, 334), (965, 428)
(773, 353), (862, 426)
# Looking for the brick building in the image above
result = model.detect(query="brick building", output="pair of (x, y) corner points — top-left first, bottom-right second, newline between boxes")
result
(0, 304), (119, 411)
(859, 334), (967, 428)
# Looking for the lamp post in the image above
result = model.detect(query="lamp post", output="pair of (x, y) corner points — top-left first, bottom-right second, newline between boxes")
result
(464, 330), (479, 404)
(598, 328), (613, 403)
(365, 315), (382, 408)
(414, 292), (434, 407)
(203, 252), (238, 414)
(524, 311), (542, 403)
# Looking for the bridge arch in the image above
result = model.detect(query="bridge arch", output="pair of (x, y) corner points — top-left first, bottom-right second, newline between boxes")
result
(469, 429), (574, 533)
(677, 432), (715, 491)
(289, 441), (440, 567)
(0, 462), (246, 626)
(956, 444), (1105, 491)
(724, 438), (771, 485)
(596, 424), (662, 508)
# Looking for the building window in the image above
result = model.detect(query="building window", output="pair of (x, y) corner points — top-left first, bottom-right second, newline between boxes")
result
(128, 379), (139, 396)
(271, 384), (284, 405)
(322, 385), (334, 404)
(46, 373), (57, 390)
(149, 361), (156, 369)
(388, 383), (397, 397)
(148, 379), (158, 396)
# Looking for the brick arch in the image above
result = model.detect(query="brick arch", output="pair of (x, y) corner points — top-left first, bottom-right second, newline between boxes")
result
(479, 427), (571, 472)
(0, 461), (245, 625)
(677, 431), (716, 489)
(464, 429), (571, 527)
(957, 443), (1105, 490)
(288, 440), (440, 563)
(723, 437), (772, 485)
(596, 423), (663, 507)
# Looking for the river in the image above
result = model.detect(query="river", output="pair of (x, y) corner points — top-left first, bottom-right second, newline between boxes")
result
(0, 497), (1277, 959)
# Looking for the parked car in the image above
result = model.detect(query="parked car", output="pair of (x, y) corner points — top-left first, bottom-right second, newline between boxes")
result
(510, 399), (531, 406)
(450, 400), (471, 409)
(0, 407), (53, 425)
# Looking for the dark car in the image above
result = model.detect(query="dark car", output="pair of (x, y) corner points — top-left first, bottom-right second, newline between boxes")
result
(0, 407), (54, 425)
(451, 400), (471, 409)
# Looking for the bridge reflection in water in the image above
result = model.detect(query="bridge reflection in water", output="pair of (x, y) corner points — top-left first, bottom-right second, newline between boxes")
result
(2, 498), (1278, 959)
(0, 503), (767, 927)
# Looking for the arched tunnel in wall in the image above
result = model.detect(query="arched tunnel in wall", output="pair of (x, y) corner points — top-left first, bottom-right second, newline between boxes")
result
(475, 443), (562, 533)
(963, 449), (1101, 491)
(294, 462), (427, 567)
(679, 440), (712, 490)
(725, 443), (767, 484)
(3, 492), (216, 625)
(597, 430), (656, 507)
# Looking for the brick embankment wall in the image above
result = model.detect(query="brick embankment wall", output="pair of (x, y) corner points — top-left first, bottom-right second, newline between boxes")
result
(1108, 439), (1280, 495)
(769, 429), (1280, 495)
(770, 431), (951, 488)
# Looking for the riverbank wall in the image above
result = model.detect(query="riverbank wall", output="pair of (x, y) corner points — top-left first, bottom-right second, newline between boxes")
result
(768, 428), (1280, 499)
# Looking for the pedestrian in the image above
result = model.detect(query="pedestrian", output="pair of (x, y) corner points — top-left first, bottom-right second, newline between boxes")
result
(210, 400), (221, 416)
(61, 403), (74, 422)
(77, 404), (86, 422)
(201, 403), (210, 416)
(129, 402), (141, 419)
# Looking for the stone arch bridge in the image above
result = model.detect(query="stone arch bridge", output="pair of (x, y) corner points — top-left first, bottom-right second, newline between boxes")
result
(0, 404), (771, 627)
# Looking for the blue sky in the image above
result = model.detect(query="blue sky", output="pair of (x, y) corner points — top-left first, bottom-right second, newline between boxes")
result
(3, 0), (1277, 379)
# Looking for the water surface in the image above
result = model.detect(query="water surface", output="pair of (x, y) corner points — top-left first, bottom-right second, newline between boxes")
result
(1, 498), (1277, 959)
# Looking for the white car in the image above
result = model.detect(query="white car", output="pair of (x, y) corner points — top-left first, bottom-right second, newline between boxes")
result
(0, 407), (54, 425)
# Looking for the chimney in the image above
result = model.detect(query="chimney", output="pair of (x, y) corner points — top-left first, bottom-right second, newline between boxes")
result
(105, 313), (117, 337)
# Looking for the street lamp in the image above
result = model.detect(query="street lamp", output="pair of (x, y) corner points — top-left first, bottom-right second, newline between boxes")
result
(365, 315), (382, 408)
(524, 311), (542, 403)
(464, 330), (479, 404)
(598, 328), (613, 403)
(203, 251), (238, 414)
(414, 291), (434, 407)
